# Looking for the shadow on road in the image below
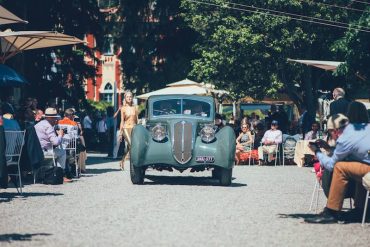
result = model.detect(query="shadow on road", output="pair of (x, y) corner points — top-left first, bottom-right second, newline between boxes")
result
(0, 192), (63, 203)
(86, 156), (117, 166)
(0, 233), (52, 243)
(277, 213), (318, 220)
(86, 168), (121, 175)
(144, 175), (247, 187)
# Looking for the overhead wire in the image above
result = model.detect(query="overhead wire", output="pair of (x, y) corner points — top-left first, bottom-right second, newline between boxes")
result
(187, 0), (370, 33)
(228, 0), (370, 31)
(299, 0), (370, 14)
(351, 0), (370, 6)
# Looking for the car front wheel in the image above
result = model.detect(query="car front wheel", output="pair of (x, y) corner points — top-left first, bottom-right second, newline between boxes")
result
(130, 162), (145, 184)
(219, 168), (232, 186)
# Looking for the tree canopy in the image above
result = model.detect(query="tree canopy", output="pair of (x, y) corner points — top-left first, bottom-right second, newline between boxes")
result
(1, 0), (105, 109)
(114, 0), (197, 94)
(181, 0), (369, 112)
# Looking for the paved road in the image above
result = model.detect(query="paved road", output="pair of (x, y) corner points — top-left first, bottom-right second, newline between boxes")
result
(1, 154), (369, 246)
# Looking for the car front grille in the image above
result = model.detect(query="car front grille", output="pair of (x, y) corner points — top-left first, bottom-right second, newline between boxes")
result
(173, 121), (192, 164)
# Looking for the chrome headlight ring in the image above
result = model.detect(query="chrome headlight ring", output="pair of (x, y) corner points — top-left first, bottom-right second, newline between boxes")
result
(151, 123), (167, 142)
(200, 125), (216, 143)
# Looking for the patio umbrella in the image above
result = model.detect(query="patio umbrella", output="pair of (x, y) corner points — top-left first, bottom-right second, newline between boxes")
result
(0, 30), (85, 63)
(0, 5), (27, 25)
(0, 64), (28, 87)
(287, 59), (343, 71)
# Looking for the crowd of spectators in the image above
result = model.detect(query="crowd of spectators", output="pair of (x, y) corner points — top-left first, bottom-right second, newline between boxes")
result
(0, 96), (110, 185)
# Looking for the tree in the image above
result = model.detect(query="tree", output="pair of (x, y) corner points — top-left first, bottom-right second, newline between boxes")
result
(333, 4), (370, 98)
(1, 0), (105, 109)
(181, 0), (355, 115)
(115, 0), (197, 93)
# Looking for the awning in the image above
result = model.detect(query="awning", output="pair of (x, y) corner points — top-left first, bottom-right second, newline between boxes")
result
(287, 59), (344, 71)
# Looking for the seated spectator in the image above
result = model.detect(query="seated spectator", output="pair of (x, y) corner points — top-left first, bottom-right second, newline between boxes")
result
(306, 114), (370, 223)
(235, 123), (253, 165)
(2, 113), (21, 131)
(258, 120), (282, 164)
(304, 121), (320, 140)
(58, 108), (79, 137)
(34, 108), (72, 183)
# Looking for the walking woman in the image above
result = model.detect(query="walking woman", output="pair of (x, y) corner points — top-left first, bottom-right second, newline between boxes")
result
(119, 91), (138, 170)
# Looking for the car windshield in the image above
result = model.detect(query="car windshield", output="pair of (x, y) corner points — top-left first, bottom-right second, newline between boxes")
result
(152, 99), (211, 117)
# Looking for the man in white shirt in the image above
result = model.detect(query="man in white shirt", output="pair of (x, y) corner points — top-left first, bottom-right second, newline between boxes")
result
(258, 120), (283, 164)
(82, 113), (93, 150)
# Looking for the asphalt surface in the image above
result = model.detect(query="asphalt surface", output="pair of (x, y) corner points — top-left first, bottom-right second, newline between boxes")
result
(1, 153), (369, 247)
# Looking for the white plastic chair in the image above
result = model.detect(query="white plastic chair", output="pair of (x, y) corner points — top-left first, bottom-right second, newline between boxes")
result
(309, 168), (352, 213)
(282, 137), (297, 166)
(62, 136), (79, 177)
(248, 135), (255, 166)
(362, 173), (370, 227)
(258, 142), (282, 166)
(362, 191), (369, 227)
(4, 131), (26, 194)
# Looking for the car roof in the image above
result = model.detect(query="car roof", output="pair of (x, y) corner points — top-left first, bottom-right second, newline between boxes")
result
(147, 94), (214, 104)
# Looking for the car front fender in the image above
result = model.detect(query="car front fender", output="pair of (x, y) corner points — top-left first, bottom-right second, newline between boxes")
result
(215, 126), (236, 168)
(130, 125), (150, 167)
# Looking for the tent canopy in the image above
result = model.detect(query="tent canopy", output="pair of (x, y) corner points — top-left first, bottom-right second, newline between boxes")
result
(287, 59), (343, 71)
(166, 78), (200, 87)
(137, 85), (208, 100)
(0, 5), (27, 25)
(137, 78), (231, 100)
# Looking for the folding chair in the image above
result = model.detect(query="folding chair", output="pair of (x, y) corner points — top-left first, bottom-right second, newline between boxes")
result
(362, 172), (370, 227)
(62, 136), (79, 177)
(309, 167), (352, 213)
(282, 137), (297, 166)
(237, 135), (255, 166)
(258, 143), (282, 166)
(4, 130), (26, 194)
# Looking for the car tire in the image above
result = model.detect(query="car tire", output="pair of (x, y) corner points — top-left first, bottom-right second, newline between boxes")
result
(130, 162), (145, 184)
(219, 168), (232, 186)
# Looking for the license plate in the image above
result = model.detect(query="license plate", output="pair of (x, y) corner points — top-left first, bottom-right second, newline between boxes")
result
(195, 156), (215, 163)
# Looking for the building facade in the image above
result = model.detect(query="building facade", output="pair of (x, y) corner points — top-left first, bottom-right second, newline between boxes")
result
(84, 33), (123, 105)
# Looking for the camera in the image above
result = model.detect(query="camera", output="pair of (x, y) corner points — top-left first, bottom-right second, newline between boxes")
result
(309, 141), (320, 148)
(54, 125), (68, 134)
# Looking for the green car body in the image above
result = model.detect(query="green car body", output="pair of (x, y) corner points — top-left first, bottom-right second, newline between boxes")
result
(130, 95), (236, 185)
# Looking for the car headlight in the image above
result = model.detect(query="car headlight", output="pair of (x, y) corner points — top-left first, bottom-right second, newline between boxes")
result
(200, 125), (215, 143)
(151, 124), (166, 142)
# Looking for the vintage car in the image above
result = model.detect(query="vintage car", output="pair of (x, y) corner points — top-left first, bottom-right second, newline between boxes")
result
(130, 94), (236, 186)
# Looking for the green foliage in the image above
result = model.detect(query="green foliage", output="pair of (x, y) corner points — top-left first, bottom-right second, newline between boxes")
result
(114, 0), (197, 93)
(181, 0), (362, 112)
(87, 99), (112, 111)
(332, 6), (370, 93)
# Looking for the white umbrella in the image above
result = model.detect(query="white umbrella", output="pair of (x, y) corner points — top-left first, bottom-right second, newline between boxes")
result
(137, 85), (209, 100)
(0, 30), (85, 63)
(287, 58), (343, 71)
(0, 5), (27, 25)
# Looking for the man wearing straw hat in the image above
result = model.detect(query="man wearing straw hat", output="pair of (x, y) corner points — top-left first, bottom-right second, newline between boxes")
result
(34, 107), (72, 183)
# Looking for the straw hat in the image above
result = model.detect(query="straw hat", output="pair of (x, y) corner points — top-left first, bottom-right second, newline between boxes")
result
(2, 113), (13, 119)
(44, 107), (59, 118)
(327, 114), (349, 130)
